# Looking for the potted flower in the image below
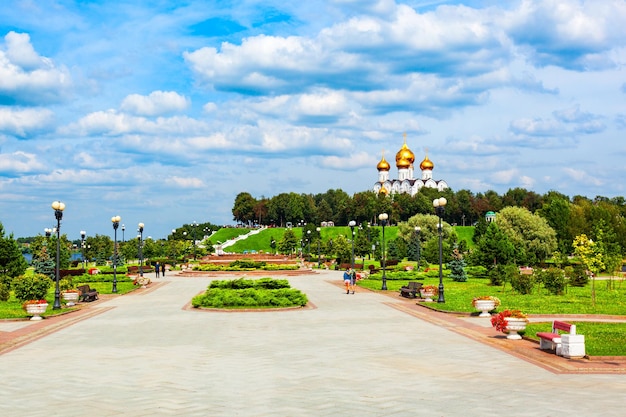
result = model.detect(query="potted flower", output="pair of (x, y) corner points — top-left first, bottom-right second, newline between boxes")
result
(62, 289), (79, 306)
(23, 299), (49, 321)
(491, 309), (529, 340)
(472, 295), (501, 317)
(419, 285), (438, 302)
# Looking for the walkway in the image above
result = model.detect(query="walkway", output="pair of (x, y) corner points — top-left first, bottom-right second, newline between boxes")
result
(1, 270), (625, 416)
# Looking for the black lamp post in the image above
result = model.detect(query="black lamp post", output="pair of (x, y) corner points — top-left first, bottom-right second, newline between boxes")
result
(192, 221), (198, 260)
(51, 201), (65, 310)
(433, 197), (447, 303)
(306, 230), (311, 256)
(316, 227), (321, 269)
(348, 220), (356, 271)
(138, 222), (144, 277)
(111, 216), (121, 293)
(122, 224), (125, 242)
(80, 230), (86, 270)
(378, 213), (388, 290)
(367, 223), (371, 260)
(414, 226), (421, 271)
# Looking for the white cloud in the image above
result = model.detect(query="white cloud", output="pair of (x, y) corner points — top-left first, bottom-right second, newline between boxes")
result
(165, 176), (204, 188)
(0, 151), (45, 174)
(0, 32), (72, 104)
(120, 91), (190, 116)
(0, 106), (54, 138)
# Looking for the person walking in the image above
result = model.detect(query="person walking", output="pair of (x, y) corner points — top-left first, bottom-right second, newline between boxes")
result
(343, 267), (352, 294)
(161, 264), (166, 277)
(155, 262), (160, 278)
(350, 269), (357, 294)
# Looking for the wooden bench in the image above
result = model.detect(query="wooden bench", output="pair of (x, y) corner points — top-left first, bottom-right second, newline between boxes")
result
(399, 281), (422, 298)
(537, 320), (585, 358)
(77, 285), (99, 302)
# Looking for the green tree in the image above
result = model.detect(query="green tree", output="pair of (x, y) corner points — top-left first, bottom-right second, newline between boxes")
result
(448, 245), (468, 282)
(495, 206), (557, 265)
(0, 224), (28, 278)
(278, 229), (298, 255)
(573, 234), (604, 305)
(471, 222), (515, 268)
(232, 192), (257, 225)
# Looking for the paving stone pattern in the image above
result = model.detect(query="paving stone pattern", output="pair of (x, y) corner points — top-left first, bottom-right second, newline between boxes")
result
(0, 270), (625, 416)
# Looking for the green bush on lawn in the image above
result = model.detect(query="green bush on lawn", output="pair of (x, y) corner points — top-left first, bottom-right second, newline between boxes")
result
(192, 278), (308, 309)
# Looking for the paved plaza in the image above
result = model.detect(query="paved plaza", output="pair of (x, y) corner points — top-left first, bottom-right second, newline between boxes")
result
(1, 270), (625, 416)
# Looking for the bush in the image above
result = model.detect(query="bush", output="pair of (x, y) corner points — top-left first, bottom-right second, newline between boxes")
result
(12, 274), (52, 302)
(0, 282), (9, 301)
(510, 271), (535, 294)
(539, 267), (566, 295)
(0, 274), (12, 291)
(565, 264), (589, 287)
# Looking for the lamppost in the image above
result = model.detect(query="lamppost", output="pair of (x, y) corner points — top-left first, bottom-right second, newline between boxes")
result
(433, 197), (447, 303)
(122, 224), (125, 242)
(138, 222), (144, 277)
(306, 229), (311, 256)
(80, 230), (86, 270)
(316, 227), (321, 269)
(111, 216), (121, 293)
(192, 221), (198, 260)
(414, 226), (421, 271)
(348, 220), (356, 271)
(51, 201), (65, 310)
(378, 213), (388, 290)
(367, 223), (371, 260)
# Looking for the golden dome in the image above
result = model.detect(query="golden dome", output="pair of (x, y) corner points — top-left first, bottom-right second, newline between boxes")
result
(378, 186), (389, 195)
(395, 142), (415, 166)
(396, 157), (411, 169)
(377, 155), (390, 171)
(420, 155), (434, 170)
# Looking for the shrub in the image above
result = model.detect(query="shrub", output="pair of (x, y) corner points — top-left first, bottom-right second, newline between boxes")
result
(0, 282), (9, 301)
(12, 274), (51, 302)
(565, 264), (589, 287)
(488, 264), (505, 286)
(510, 271), (535, 294)
(0, 274), (12, 290)
(59, 277), (74, 291)
(539, 267), (566, 295)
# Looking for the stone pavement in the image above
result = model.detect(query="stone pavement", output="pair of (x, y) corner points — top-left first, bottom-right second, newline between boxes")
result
(1, 270), (626, 417)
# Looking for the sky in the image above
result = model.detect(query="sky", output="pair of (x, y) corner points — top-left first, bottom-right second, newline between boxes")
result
(0, 0), (625, 240)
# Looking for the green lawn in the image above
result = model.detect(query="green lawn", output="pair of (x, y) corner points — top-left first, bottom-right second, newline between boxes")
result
(359, 275), (626, 355)
(0, 281), (138, 320)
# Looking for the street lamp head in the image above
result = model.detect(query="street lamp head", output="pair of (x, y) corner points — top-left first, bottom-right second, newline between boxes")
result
(51, 201), (65, 211)
(80, 230), (86, 238)
(138, 222), (144, 233)
(433, 197), (447, 208)
(348, 220), (356, 227)
(378, 213), (388, 221)
(111, 215), (121, 224)
(122, 224), (125, 231)
(415, 226), (421, 232)
(316, 227), (321, 232)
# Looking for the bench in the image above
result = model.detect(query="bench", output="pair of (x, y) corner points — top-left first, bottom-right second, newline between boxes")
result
(77, 285), (99, 302)
(537, 320), (585, 358)
(399, 281), (422, 298)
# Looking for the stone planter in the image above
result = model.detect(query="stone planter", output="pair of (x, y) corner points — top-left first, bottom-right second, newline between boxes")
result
(505, 317), (528, 340)
(25, 303), (48, 321)
(473, 300), (496, 317)
(62, 292), (79, 306)
(420, 289), (435, 302)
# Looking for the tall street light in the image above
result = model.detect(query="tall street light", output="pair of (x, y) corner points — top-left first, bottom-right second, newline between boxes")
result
(414, 226), (421, 272)
(433, 197), (447, 303)
(378, 213), (388, 290)
(80, 230), (86, 270)
(111, 216), (121, 293)
(306, 229), (311, 256)
(348, 220), (356, 271)
(316, 227), (321, 269)
(122, 224), (125, 242)
(138, 223), (144, 277)
(51, 201), (65, 310)
(192, 221), (198, 260)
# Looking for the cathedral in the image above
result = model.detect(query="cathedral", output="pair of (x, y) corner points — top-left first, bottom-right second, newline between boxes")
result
(373, 134), (448, 196)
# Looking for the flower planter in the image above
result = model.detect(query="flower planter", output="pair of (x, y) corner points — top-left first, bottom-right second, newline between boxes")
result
(25, 303), (48, 321)
(505, 317), (528, 340)
(474, 299), (496, 317)
(62, 292), (79, 306)
(420, 290), (435, 302)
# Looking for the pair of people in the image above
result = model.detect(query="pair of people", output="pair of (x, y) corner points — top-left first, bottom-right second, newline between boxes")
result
(343, 267), (357, 294)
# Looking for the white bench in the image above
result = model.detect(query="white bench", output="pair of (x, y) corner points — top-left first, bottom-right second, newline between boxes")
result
(537, 320), (585, 359)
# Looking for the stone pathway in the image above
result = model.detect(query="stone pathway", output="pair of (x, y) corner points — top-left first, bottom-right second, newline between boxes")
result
(1, 270), (625, 416)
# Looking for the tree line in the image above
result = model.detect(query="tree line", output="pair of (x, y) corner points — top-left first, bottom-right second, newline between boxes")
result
(233, 188), (626, 256)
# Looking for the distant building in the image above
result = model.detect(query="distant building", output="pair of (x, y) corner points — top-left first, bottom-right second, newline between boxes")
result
(486, 211), (496, 222)
(373, 134), (448, 196)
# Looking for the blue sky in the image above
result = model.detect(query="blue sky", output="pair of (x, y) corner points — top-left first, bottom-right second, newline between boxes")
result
(0, 0), (625, 239)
